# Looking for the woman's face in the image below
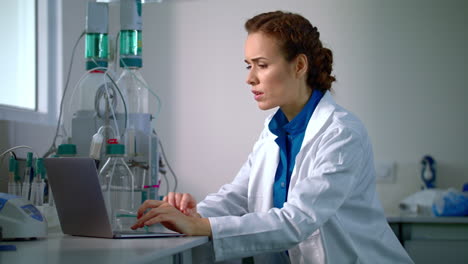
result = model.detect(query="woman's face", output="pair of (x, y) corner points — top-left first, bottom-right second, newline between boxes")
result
(244, 32), (300, 112)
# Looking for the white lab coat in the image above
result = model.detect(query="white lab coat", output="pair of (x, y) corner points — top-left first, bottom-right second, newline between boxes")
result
(197, 92), (414, 264)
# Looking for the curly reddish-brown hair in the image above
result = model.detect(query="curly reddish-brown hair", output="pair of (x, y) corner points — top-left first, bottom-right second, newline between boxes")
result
(245, 11), (336, 92)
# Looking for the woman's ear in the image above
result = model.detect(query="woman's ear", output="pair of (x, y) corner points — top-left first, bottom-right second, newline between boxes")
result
(295, 54), (308, 79)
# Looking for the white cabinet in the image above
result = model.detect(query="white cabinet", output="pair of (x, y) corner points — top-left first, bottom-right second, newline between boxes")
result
(389, 216), (468, 264)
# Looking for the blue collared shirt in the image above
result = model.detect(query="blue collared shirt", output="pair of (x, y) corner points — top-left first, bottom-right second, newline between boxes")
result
(268, 89), (324, 208)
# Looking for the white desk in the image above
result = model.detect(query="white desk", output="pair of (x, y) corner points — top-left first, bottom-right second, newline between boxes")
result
(0, 231), (210, 264)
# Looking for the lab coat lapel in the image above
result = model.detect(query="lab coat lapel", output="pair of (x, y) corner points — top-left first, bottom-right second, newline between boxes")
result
(288, 91), (336, 191)
(249, 131), (279, 212)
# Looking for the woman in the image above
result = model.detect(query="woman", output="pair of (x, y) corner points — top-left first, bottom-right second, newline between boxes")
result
(132, 11), (414, 264)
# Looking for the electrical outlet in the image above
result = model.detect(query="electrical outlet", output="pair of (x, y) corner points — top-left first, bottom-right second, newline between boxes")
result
(375, 161), (396, 183)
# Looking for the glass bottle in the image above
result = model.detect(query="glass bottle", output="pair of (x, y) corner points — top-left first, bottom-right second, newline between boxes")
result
(99, 141), (137, 231)
(70, 2), (111, 158)
(7, 156), (17, 195)
(79, 1), (109, 113)
(117, 55), (153, 207)
(31, 158), (46, 206)
(21, 152), (34, 201)
(118, 0), (147, 158)
(117, 67), (149, 159)
(13, 159), (21, 196)
(117, 0), (159, 203)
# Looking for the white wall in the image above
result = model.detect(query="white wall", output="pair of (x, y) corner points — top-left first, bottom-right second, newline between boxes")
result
(60, 0), (468, 214)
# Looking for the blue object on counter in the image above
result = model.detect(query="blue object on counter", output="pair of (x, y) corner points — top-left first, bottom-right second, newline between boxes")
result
(463, 183), (468, 192)
(0, 245), (17, 251)
(432, 190), (468, 216)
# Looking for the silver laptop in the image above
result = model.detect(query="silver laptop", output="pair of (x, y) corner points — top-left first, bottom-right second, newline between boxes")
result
(44, 157), (183, 239)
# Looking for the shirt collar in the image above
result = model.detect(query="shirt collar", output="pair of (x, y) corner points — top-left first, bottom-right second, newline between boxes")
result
(269, 89), (324, 136)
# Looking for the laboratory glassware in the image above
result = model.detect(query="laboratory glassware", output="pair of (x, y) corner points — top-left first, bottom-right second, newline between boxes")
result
(99, 141), (138, 231)
(21, 152), (34, 201)
(7, 156), (18, 195)
(30, 158), (46, 206)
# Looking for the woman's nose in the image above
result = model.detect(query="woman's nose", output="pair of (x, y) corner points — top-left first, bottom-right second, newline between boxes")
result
(246, 70), (258, 86)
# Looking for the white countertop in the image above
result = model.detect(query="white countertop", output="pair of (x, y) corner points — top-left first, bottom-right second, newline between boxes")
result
(0, 230), (209, 264)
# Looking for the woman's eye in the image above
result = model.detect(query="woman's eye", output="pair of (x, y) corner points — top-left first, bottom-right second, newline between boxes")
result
(246, 65), (252, 70)
(258, 64), (267, 69)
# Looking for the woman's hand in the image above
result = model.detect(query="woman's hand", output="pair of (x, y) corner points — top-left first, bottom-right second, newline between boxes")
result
(130, 200), (211, 237)
(163, 192), (199, 217)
